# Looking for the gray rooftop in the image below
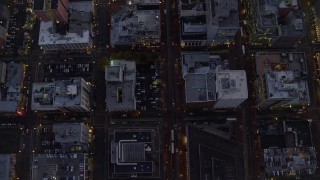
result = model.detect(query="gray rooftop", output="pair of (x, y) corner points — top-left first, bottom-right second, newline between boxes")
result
(53, 123), (89, 144)
(32, 153), (87, 180)
(111, 3), (160, 45)
(0, 154), (10, 180)
(105, 60), (136, 111)
(182, 52), (218, 102)
(0, 62), (23, 112)
(32, 77), (91, 111)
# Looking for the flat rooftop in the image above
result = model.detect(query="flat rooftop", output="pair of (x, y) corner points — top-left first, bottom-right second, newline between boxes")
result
(105, 60), (136, 111)
(32, 77), (90, 111)
(110, 128), (157, 177)
(32, 153), (87, 180)
(38, 1), (92, 46)
(265, 71), (309, 101)
(187, 125), (245, 180)
(111, 3), (160, 45)
(0, 154), (10, 180)
(53, 123), (89, 144)
(182, 52), (217, 103)
(255, 52), (309, 103)
(0, 62), (24, 112)
(255, 52), (307, 76)
(210, 0), (238, 27)
(215, 70), (248, 100)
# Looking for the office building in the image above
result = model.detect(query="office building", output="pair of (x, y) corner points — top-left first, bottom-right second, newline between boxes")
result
(181, 52), (248, 108)
(0, 154), (17, 180)
(0, 62), (24, 113)
(254, 52), (310, 108)
(105, 60), (136, 111)
(111, 0), (161, 47)
(53, 123), (89, 144)
(248, 0), (304, 47)
(31, 77), (91, 112)
(33, 0), (69, 23)
(179, 0), (239, 47)
(37, 1), (92, 51)
(214, 70), (248, 109)
(0, 5), (9, 48)
(187, 125), (245, 180)
(32, 153), (88, 180)
(108, 126), (161, 178)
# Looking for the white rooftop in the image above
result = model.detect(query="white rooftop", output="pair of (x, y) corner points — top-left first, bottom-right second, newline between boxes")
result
(265, 71), (309, 102)
(215, 70), (248, 100)
(38, 1), (92, 47)
(39, 21), (90, 46)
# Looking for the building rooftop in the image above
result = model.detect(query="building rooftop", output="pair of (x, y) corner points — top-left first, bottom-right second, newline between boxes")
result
(0, 62), (24, 112)
(210, 0), (238, 27)
(0, 154), (10, 180)
(255, 52), (309, 105)
(182, 52), (217, 102)
(105, 60), (136, 111)
(110, 129), (157, 177)
(187, 125), (245, 180)
(215, 70), (248, 100)
(32, 153), (87, 180)
(111, 3), (160, 45)
(31, 77), (90, 111)
(38, 1), (92, 47)
(255, 52), (307, 76)
(53, 123), (89, 144)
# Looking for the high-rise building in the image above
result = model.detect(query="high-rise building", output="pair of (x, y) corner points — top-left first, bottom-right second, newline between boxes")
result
(37, 1), (92, 51)
(214, 70), (248, 109)
(181, 52), (248, 109)
(179, 0), (239, 47)
(0, 154), (17, 180)
(33, 0), (69, 23)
